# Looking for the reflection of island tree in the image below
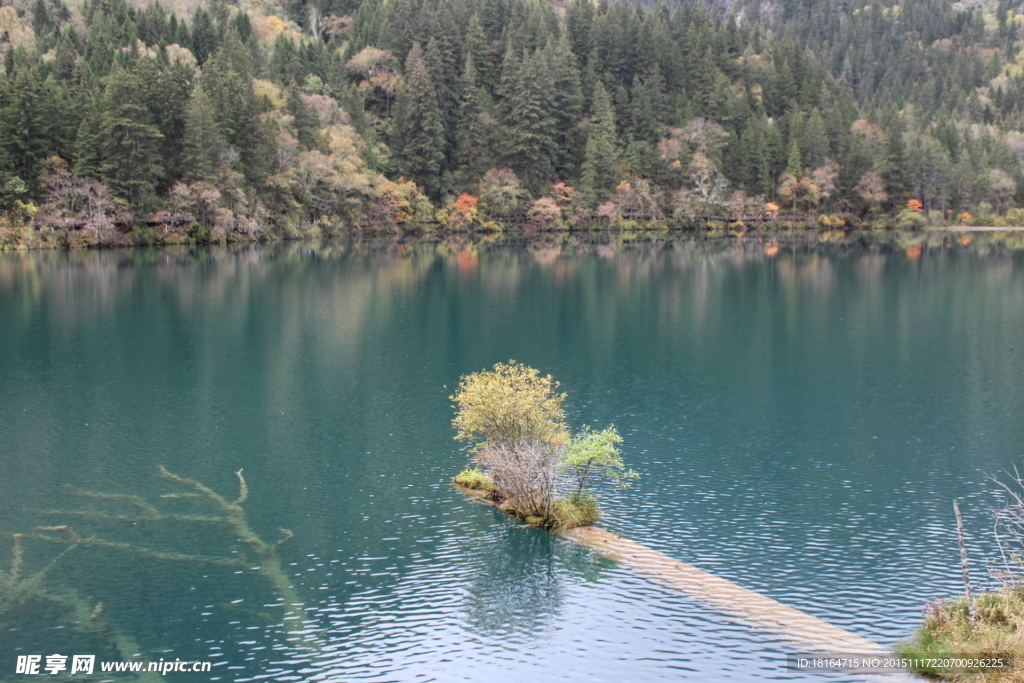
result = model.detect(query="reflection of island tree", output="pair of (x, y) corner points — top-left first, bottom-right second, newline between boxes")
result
(1, 466), (318, 677)
(463, 523), (563, 640)
(461, 519), (616, 640)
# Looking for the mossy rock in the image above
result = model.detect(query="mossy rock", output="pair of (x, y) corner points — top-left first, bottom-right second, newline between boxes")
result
(453, 467), (495, 491)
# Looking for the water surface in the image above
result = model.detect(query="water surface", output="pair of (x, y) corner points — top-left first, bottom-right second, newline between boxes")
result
(2, 238), (1023, 681)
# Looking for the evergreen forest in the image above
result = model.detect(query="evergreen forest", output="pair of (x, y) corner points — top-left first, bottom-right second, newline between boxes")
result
(2, 0), (1024, 241)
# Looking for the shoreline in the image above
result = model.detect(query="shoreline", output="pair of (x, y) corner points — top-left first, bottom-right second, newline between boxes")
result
(6, 222), (1024, 252)
(926, 225), (1024, 231)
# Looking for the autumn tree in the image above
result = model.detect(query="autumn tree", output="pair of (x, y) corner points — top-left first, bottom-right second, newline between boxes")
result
(855, 171), (888, 214)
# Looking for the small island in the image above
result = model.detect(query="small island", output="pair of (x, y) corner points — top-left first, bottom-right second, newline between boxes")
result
(898, 474), (1024, 681)
(450, 361), (636, 529)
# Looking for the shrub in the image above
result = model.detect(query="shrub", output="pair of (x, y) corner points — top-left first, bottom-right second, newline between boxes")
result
(130, 224), (160, 245)
(527, 197), (562, 227)
(64, 229), (97, 249)
(478, 168), (525, 217)
(895, 208), (928, 230)
(188, 221), (208, 242)
(562, 426), (637, 499)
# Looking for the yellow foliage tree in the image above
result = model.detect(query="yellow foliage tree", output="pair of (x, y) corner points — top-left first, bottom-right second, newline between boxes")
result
(451, 361), (569, 452)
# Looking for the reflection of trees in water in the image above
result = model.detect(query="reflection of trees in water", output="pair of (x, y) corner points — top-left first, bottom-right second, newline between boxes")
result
(2, 235), (1021, 320)
(463, 518), (563, 641)
(460, 509), (617, 641)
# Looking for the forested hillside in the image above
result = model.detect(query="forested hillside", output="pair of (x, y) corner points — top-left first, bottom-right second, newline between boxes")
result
(2, 0), (1023, 240)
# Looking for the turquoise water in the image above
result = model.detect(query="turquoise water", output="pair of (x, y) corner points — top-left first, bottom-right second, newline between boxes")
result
(1, 239), (1023, 681)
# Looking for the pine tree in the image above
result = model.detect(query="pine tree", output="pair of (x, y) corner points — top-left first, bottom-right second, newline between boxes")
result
(190, 7), (218, 65)
(630, 64), (669, 142)
(579, 81), (619, 206)
(391, 43), (445, 198)
(151, 57), (193, 188)
(566, 0), (593, 70)
(32, 0), (50, 36)
(0, 65), (56, 196)
(462, 14), (493, 94)
(99, 65), (164, 209)
(881, 115), (910, 206)
(501, 47), (558, 194)
(785, 135), (803, 177)
(802, 109), (829, 169)
(425, 35), (459, 157)
(287, 87), (319, 151)
(73, 93), (105, 179)
(739, 120), (771, 196)
(182, 82), (226, 182)
(454, 53), (493, 187)
(202, 35), (269, 183)
(546, 34), (583, 178)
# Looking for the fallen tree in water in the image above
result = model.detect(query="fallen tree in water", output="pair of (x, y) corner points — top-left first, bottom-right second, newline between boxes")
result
(2, 466), (317, 679)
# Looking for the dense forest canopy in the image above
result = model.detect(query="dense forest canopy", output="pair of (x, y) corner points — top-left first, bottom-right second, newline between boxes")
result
(2, 0), (1023, 235)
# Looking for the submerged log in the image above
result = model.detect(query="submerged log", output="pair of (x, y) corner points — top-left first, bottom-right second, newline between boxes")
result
(559, 526), (891, 656)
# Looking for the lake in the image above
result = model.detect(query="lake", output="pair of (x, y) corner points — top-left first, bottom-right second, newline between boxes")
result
(2, 236), (1023, 682)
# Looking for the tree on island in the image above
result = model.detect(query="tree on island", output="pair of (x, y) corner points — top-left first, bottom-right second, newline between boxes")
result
(451, 361), (636, 529)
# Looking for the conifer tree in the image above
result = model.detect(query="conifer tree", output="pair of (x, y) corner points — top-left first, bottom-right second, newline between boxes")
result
(287, 87), (319, 151)
(152, 58), (193, 188)
(425, 35), (459, 156)
(32, 0), (50, 36)
(202, 35), (268, 183)
(391, 43), (445, 198)
(785, 135), (803, 177)
(882, 115), (910, 206)
(99, 66), (164, 209)
(501, 47), (557, 193)
(182, 82), (226, 183)
(462, 14), (492, 94)
(546, 34), (583, 178)
(454, 53), (493, 187)
(191, 7), (218, 65)
(73, 94), (105, 179)
(630, 64), (669, 142)
(579, 81), (619, 206)
(740, 121), (771, 196)
(1, 65), (56, 195)
(801, 109), (829, 170)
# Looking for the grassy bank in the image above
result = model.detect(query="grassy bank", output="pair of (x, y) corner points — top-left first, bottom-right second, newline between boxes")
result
(896, 588), (1024, 680)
